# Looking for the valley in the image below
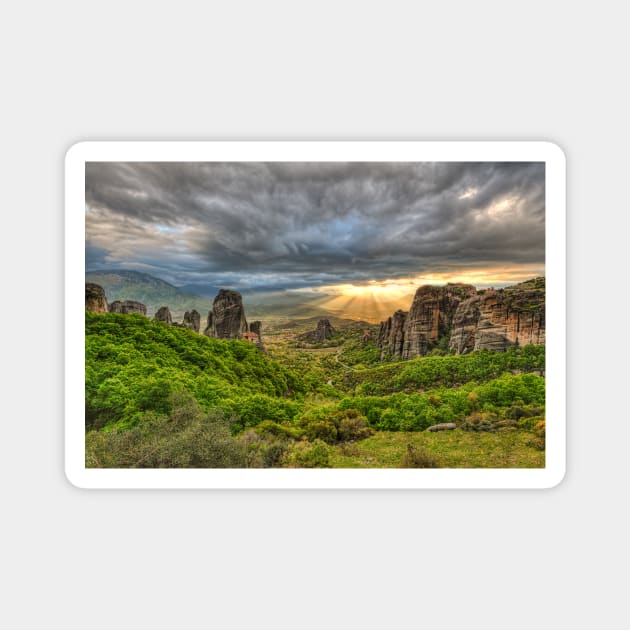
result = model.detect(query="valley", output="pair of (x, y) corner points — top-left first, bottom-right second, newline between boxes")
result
(84, 272), (546, 469)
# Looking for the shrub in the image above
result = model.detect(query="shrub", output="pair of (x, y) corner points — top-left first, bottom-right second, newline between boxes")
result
(296, 407), (371, 444)
(460, 411), (503, 433)
(85, 392), (247, 468)
(301, 418), (339, 444)
(400, 445), (441, 468)
(254, 420), (303, 440)
(337, 410), (373, 442)
(240, 430), (288, 468)
(282, 439), (331, 468)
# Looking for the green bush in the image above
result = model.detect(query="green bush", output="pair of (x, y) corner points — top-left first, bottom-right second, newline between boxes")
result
(85, 392), (246, 468)
(240, 430), (289, 468)
(337, 409), (373, 442)
(282, 439), (331, 468)
(296, 407), (372, 444)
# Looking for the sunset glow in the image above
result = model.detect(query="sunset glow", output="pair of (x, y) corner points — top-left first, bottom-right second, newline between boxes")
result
(292, 264), (545, 322)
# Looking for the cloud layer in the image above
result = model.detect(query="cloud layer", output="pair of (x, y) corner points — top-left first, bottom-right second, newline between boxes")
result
(86, 161), (545, 290)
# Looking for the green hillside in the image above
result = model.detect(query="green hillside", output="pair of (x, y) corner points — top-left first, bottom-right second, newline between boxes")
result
(85, 311), (304, 431)
(85, 311), (546, 468)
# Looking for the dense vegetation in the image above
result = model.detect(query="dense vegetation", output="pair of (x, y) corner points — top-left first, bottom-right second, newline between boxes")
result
(86, 312), (303, 431)
(85, 312), (546, 468)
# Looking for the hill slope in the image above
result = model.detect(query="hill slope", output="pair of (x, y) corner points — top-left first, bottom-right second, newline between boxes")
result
(85, 311), (304, 430)
(85, 270), (213, 318)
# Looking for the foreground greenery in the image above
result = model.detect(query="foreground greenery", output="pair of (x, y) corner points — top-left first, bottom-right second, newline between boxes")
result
(85, 312), (546, 468)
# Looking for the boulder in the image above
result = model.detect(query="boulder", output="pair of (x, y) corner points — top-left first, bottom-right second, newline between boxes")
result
(426, 423), (457, 432)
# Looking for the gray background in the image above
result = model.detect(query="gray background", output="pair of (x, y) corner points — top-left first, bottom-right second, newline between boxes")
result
(2, 1), (627, 628)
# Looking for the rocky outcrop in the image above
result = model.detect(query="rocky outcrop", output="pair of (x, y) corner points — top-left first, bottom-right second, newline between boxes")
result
(377, 310), (407, 359)
(249, 321), (263, 342)
(449, 279), (545, 353)
(109, 300), (147, 316)
(154, 306), (173, 325)
(377, 284), (475, 359)
(203, 289), (248, 339)
(182, 309), (201, 332)
(299, 318), (336, 343)
(377, 278), (545, 359)
(85, 283), (108, 313)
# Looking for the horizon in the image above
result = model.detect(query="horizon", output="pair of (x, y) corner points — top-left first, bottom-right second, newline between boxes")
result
(86, 161), (545, 317)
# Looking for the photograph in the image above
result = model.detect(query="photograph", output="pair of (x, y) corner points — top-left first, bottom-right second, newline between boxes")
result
(66, 141), (564, 488)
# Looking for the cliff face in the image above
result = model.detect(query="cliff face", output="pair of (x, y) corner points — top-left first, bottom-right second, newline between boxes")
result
(400, 284), (476, 359)
(449, 279), (545, 353)
(203, 289), (248, 339)
(378, 278), (545, 359)
(378, 284), (475, 359)
(85, 283), (108, 313)
(377, 310), (407, 359)
(109, 300), (147, 316)
(182, 309), (201, 332)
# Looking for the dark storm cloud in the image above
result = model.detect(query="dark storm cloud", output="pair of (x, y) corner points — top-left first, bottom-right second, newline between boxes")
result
(85, 161), (544, 288)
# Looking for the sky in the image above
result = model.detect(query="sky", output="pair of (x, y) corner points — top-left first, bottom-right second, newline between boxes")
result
(85, 161), (545, 300)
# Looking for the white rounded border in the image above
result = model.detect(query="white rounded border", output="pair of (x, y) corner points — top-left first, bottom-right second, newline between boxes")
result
(65, 141), (565, 489)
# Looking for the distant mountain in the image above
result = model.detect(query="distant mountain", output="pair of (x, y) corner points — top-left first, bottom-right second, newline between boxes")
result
(85, 270), (214, 319)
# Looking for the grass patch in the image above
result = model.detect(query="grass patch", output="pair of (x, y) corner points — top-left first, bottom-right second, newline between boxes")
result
(329, 430), (545, 468)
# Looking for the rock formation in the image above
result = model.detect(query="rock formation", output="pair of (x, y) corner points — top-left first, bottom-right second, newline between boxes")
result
(377, 284), (475, 359)
(400, 284), (476, 358)
(249, 320), (263, 342)
(154, 306), (173, 325)
(85, 283), (108, 313)
(182, 309), (201, 332)
(299, 318), (336, 343)
(449, 279), (545, 353)
(203, 289), (248, 339)
(377, 278), (545, 359)
(109, 300), (147, 316)
(377, 310), (407, 359)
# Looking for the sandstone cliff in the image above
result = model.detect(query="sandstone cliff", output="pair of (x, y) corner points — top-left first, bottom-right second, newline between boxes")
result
(85, 283), (108, 313)
(449, 278), (545, 353)
(378, 284), (475, 359)
(377, 310), (407, 359)
(377, 278), (545, 359)
(203, 289), (248, 339)
(109, 300), (147, 316)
